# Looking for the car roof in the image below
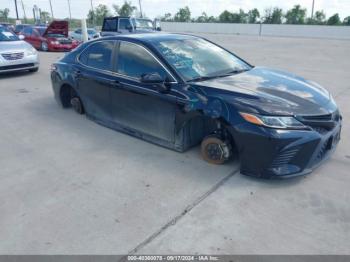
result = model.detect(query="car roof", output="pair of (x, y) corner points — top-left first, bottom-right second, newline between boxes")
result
(101, 33), (199, 43)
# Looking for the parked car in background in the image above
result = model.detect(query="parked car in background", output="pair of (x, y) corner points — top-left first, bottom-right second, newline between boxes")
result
(0, 25), (39, 73)
(14, 24), (30, 34)
(0, 23), (15, 32)
(50, 34), (341, 178)
(69, 28), (100, 41)
(20, 20), (80, 52)
(100, 16), (160, 36)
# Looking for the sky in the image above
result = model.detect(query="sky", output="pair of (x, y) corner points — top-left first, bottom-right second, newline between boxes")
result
(2, 0), (350, 20)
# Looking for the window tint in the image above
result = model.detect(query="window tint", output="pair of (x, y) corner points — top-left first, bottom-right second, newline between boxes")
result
(117, 42), (167, 79)
(103, 19), (117, 31)
(80, 41), (114, 71)
(119, 19), (131, 30)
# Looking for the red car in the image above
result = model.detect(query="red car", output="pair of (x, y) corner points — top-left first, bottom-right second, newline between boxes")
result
(19, 20), (80, 52)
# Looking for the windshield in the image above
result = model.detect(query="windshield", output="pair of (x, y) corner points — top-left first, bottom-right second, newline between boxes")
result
(0, 27), (19, 41)
(134, 19), (153, 29)
(87, 29), (97, 34)
(153, 38), (251, 81)
(46, 33), (65, 38)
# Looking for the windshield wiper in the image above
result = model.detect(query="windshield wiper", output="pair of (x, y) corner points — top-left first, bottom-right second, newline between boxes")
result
(188, 68), (250, 83)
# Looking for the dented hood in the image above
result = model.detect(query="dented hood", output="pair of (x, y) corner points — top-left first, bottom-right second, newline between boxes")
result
(195, 67), (337, 116)
(43, 20), (68, 37)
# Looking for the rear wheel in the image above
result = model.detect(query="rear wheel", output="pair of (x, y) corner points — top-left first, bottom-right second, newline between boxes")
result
(201, 135), (232, 165)
(41, 42), (48, 51)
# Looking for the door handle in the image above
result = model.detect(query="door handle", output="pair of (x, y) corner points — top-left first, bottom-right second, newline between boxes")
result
(110, 79), (121, 87)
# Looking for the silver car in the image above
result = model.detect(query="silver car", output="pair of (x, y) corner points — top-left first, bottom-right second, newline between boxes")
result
(0, 25), (39, 74)
(69, 28), (99, 41)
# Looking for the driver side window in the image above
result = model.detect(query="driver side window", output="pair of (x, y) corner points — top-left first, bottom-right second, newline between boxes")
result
(119, 19), (132, 30)
(116, 42), (168, 80)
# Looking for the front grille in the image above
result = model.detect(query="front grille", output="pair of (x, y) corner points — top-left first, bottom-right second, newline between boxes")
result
(0, 63), (34, 71)
(1, 52), (24, 60)
(270, 147), (299, 168)
(59, 40), (72, 44)
(298, 111), (341, 132)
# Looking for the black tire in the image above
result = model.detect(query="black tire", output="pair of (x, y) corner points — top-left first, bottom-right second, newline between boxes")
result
(29, 67), (39, 73)
(41, 42), (48, 51)
(201, 135), (231, 165)
(71, 97), (84, 114)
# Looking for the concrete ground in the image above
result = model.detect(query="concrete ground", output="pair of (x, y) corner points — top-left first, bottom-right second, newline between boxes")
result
(0, 34), (349, 255)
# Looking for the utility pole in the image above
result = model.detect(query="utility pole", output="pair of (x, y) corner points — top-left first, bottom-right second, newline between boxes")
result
(14, 0), (19, 19)
(67, 0), (72, 20)
(20, 0), (27, 22)
(311, 0), (315, 19)
(49, 0), (54, 19)
(90, 0), (94, 26)
(138, 0), (143, 18)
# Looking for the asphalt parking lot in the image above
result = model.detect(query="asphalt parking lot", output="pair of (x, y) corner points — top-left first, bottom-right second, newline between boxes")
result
(0, 34), (349, 255)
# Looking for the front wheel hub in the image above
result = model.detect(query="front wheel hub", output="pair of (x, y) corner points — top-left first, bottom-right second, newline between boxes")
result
(201, 135), (231, 165)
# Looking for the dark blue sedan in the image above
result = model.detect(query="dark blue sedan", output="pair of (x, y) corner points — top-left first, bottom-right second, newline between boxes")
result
(50, 33), (341, 178)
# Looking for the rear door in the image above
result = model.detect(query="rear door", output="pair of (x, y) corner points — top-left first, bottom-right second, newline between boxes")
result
(75, 40), (117, 122)
(110, 40), (178, 142)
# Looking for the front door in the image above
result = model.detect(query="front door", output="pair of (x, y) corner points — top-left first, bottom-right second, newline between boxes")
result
(110, 41), (179, 143)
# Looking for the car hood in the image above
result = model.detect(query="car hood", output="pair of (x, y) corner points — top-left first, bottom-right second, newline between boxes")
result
(194, 67), (337, 116)
(43, 20), (68, 37)
(0, 40), (32, 53)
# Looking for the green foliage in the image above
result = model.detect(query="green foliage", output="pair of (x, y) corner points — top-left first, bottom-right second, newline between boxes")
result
(327, 13), (341, 25)
(263, 7), (283, 24)
(113, 1), (137, 17)
(247, 8), (260, 23)
(174, 6), (191, 22)
(87, 4), (111, 26)
(285, 5), (307, 24)
(218, 9), (247, 23)
(40, 11), (51, 22)
(160, 13), (173, 22)
(0, 8), (10, 21)
(343, 16), (350, 25)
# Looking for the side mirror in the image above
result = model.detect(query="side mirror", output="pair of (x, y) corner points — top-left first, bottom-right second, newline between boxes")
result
(18, 34), (25, 40)
(141, 72), (169, 93)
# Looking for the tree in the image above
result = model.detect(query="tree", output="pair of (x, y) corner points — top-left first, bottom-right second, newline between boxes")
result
(87, 4), (111, 26)
(160, 13), (172, 22)
(263, 7), (283, 24)
(247, 8), (260, 23)
(218, 10), (233, 23)
(0, 8), (10, 21)
(113, 1), (137, 17)
(327, 13), (341, 25)
(196, 12), (209, 23)
(218, 9), (247, 23)
(285, 5), (307, 24)
(343, 16), (350, 25)
(174, 6), (191, 22)
(40, 11), (51, 22)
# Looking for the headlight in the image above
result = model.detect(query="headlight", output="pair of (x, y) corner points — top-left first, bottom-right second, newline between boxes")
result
(26, 47), (37, 56)
(240, 112), (306, 129)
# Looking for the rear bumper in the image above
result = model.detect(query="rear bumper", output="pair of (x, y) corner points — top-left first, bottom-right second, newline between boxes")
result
(230, 119), (342, 179)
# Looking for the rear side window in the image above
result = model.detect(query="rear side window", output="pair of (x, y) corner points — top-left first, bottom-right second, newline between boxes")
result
(119, 19), (131, 30)
(103, 19), (117, 31)
(116, 42), (167, 79)
(79, 41), (114, 71)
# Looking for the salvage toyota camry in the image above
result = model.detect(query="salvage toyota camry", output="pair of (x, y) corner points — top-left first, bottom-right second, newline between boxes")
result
(50, 33), (341, 178)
